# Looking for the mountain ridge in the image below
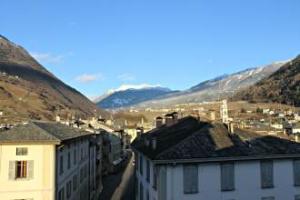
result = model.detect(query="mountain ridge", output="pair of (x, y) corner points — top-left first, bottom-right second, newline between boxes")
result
(234, 55), (300, 106)
(96, 60), (286, 109)
(0, 35), (107, 122)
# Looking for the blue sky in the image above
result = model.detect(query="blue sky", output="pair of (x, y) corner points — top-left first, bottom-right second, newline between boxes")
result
(1, 0), (299, 98)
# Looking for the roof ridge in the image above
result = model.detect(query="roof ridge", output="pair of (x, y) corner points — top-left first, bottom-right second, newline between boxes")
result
(156, 123), (212, 159)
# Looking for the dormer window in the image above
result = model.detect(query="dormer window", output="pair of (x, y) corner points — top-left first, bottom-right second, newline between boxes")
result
(16, 147), (28, 156)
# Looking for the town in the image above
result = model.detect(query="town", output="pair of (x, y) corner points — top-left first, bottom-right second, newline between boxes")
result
(1, 98), (300, 199)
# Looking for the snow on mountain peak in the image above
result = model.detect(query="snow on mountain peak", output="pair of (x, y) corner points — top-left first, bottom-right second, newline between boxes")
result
(107, 84), (162, 94)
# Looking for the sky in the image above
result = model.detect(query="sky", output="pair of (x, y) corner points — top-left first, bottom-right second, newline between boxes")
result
(0, 0), (300, 99)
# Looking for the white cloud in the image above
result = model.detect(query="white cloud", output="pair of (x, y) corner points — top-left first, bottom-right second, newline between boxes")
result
(108, 83), (161, 94)
(30, 52), (64, 64)
(117, 73), (135, 81)
(75, 73), (104, 83)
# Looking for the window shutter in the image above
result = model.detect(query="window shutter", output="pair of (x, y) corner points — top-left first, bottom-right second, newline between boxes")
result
(28, 160), (34, 179)
(183, 165), (198, 193)
(221, 163), (235, 191)
(261, 160), (273, 188)
(8, 161), (16, 180)
(294, 160), (300, 186)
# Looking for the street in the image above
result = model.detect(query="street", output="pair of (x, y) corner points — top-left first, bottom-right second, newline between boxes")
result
(99, 153), (135, 200)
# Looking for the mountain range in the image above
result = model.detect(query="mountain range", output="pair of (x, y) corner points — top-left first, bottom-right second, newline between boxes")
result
(0, 35), (107, 122)
(96, 85), (175, 109)
(234, 55), (300, 106)
(96, 61), (286, 109)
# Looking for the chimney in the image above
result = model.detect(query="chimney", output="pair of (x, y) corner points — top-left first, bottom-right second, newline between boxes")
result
(165, 114), (173, 126)
(165, 112), (179, 126)
(228, 122), (235, 134)
(136, 127), (144, 137)
(156, 116), (163, 128)
(152, 138), (157, 150)
(295, 134), (300, 143)
(172, 112), (179, 123)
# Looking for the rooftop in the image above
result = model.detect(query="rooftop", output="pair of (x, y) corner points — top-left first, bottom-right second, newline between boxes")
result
(0, 121), (94, 144)
(132, 116), (300, 163)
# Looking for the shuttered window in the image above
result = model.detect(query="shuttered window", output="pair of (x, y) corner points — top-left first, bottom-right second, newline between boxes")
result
(60, 156), (64, 175)
(294, 160), (300, 186)
(221, 162), (235, 191)
(66, 181), (72, 199)
(74, 149), (77, 165)
(146, 160), (150, 182)
(183, 165), (198, 194)
(9, 160), (33, 180)
(73, 175), (77, 191)
(140, 182), (144, 200)
(261, 160), (274, 189)
(146, 190), (150, 200)
(261, 197), (275, 200)
(58, 187), (65, 200)
(140, 155), (143, 175)
(153, 165), (158, 189)
(295, 195), (300, 200)
(68, 152), (71, 169)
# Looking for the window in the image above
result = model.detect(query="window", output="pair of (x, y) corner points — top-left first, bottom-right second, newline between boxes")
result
(294, 160), (300, 186)
(60, 156), (64, 175)
(261, 197), (275, 200)
(16, 161), (27, 179)
(260, 160), (274, 189)
(135, 153), (139, 172)
(146, 160), (150, 182)
(135, 175), (139, 199)
(153, 165), (158, 189)
(74, 149), (77, 165)
(68, 152), (71, 169)
(140, 182), (144, 200)
(183, 165), (198, 194)
(73, 175), (77, 191)
(9, 160), (34, 180)
(80, 167), (84, 182)
(16, 147), (28, 156)
(221, 162), (235, 191)
(140, 155), (143, 175)
(58, 187), (65, 200)
(146, 190), (150, 200)
(66, 181), (72, 199)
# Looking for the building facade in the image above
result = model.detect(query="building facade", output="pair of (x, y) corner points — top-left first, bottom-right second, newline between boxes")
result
(0, 121), (99, 200)
(133, 115), (300, 200)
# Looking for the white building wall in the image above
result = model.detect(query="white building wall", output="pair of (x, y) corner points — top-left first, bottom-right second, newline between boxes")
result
(135, 152), (158, 200)
(56, 139), (91, 200)
(136, 154), (300, 200)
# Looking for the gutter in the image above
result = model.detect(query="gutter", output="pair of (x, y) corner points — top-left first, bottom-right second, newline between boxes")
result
(152, 154), (300, 165)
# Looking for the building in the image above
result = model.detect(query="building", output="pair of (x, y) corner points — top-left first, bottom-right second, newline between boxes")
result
(220, 99), (229, 123)
(102, 132), (122, 174)
(95, 131), (104, 196)
(132, 116), (300, 200)
(0, 121), (98, 200)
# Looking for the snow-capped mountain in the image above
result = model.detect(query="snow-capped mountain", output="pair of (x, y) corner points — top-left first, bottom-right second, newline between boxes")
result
(95, 85), (175, 109)
(95, 60), (287, 109)
(135, 61), (287, 108)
